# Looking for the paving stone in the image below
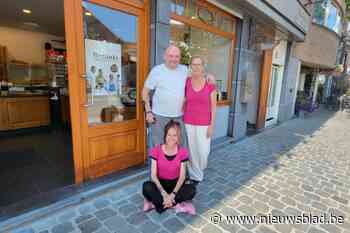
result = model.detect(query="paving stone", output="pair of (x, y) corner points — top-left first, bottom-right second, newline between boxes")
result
(78, 218), (102, 233)
(94, 228), (110, 233)
(137, 221), (161, 233)
(75, 214), (94, 224)
(94, 208), (117, 221)
(237, 229), (253, 233)
(255, 226), (278, 233)
(200, 224), (222, 233)
(252, 201), (270, 213)
(104, 215), (138, 233)
(176, 213), (208, 229)
(265, 190), (280, 199)
(147, 209), (172, 223)
(118, 203), (139, 217)
(301, 184), (314, 192)
(331, 196), (349, 205)
(57, 210), (77, 223)
(52, 222), (75, 233)
(32, 217), (58, 232)
(304, 192), (321, 202)
(284, 207), (302, 216)
(268, 199), (286, 209)
(128, 193), (144, 205)
(208, 191), (225, 200)
(237, 205), (256, 216)
(308, 227), (327, 233)
(319, 223), (342, 233)
(311, 201), (328, 211)
(126, 211), (150, 225)
(237, 195), (253, 205)
(78, 204), (96, 215)
(12, 228), (35, 233)
(93, 198), (110, 209)
(162, 217), (186, 233)
(280, 196), (297, 206)
(273, 224), (293, 233)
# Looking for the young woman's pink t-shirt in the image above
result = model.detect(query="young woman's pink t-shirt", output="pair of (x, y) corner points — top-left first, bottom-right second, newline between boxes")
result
(150, 145), (189, 180)
(183, 78), (216, 126)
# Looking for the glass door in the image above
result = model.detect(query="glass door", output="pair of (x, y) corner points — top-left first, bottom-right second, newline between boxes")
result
(64, 0), (148, 182)
(266, 65), (283, 126)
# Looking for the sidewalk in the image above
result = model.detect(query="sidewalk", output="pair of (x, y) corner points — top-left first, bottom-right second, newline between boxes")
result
(5, 109), (350, 233)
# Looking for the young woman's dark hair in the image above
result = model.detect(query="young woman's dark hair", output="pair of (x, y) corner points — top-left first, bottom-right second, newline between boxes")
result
(163, 120), (181, 144)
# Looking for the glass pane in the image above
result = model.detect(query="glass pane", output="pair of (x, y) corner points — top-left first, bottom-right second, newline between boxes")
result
(170, 20), (233, 101)
(176, 0), (186, 16)
(197, 7), (215, 26)
(312, 0), (326, 25)
(83, 1), (138, 124)
(170, 0), (176, 13)
(268, 66), (278, 107)
(187, 0), (197, 19)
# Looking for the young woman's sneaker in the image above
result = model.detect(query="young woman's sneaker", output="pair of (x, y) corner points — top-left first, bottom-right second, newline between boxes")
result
(174, 202), (196, 215)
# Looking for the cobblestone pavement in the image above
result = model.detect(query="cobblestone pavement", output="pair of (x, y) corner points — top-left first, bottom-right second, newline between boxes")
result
(7, 109), (350, 233)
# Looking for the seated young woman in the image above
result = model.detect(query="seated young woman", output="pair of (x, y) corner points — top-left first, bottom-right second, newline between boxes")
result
(142, 120), (196, 214)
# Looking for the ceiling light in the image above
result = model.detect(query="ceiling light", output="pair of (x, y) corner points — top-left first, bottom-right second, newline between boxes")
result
(22, 9), (32, 14)
(170, 19), (184, 25)
(85, 11), (92, 16)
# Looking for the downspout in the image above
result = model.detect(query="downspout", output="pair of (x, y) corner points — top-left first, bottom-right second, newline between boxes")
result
(228, 18), (244, 137)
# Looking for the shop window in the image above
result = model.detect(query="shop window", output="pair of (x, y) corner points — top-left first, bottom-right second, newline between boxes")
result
(170, 0), (236, 104)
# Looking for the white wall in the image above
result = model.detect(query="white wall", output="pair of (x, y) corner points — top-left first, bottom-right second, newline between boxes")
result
(0, 26), (65, 64)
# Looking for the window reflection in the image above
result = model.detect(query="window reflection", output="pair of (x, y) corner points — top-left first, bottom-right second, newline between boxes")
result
(83, 1), (138, 124)
(170, 20), (232, 101)
(313, 0), (342, 34)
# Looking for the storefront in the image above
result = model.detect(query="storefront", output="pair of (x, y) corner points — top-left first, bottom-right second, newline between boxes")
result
(66, 0), (239, 183)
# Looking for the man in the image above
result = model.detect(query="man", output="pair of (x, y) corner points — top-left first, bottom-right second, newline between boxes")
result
(142, 45), (188, 148)
(142, 45), (214, 148)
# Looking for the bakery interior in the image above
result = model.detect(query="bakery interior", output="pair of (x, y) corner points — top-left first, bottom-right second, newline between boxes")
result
(0, 0), (74, 208)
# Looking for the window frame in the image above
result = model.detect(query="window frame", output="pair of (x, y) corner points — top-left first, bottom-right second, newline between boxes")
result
(170, 0), (237, 106)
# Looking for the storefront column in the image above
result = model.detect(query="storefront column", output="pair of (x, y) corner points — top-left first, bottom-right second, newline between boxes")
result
(150, 0), (171, 66)
(278, 42), (301, 123)
(229, 16), (250, 140)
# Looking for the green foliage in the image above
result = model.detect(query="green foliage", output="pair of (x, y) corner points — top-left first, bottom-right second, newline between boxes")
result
(177, 42), (191, 65)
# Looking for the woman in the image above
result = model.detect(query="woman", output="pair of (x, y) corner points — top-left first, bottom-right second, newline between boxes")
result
(142, 120), (196, 214)
(183, 56), (217, 184)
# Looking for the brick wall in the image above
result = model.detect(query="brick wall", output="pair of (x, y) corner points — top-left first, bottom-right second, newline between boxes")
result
(292, 23), (340, 68)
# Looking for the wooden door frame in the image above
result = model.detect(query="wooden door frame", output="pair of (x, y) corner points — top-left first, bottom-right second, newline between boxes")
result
(64, 0), (149, 184)
(256, 49), (273, 130)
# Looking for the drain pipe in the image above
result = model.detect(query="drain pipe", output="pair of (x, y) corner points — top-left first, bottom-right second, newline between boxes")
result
(228, 17), (245, 137)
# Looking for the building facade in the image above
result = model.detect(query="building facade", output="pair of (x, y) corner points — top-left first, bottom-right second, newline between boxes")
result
(149, 0), (311, 140)
(293, 0), (348, 112)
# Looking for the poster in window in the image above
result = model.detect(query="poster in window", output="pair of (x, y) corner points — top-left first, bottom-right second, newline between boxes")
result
(85, 39), (122, 97)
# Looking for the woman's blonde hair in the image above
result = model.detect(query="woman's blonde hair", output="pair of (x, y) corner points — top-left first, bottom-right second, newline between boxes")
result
(190, 55), (204, 66)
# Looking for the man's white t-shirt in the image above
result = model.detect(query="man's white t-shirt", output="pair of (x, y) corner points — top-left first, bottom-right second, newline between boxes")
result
(145, 64), (188, 117)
